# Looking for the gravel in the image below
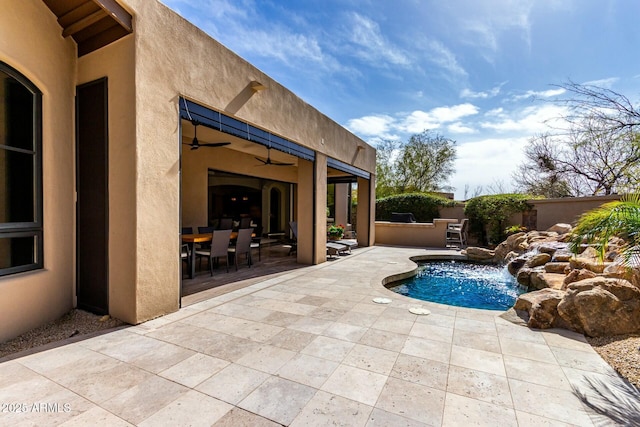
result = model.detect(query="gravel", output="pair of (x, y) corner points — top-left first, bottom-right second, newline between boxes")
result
(0, 309), (125, 359)
(587, 334), (640, 388)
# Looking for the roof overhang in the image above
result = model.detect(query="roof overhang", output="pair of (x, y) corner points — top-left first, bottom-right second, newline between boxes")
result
(42, 0), (133, 57)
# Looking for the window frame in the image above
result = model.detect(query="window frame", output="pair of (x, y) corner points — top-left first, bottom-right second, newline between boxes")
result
(0, 61), (43, 276)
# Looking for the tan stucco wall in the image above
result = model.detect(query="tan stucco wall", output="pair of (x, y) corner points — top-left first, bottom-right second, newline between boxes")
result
(357, 176), (376, 246)
(77, 36), (137, 324)
(0, 2), (76, 341)
(528, 195), (621, 230)
(375, 219), (457, 247)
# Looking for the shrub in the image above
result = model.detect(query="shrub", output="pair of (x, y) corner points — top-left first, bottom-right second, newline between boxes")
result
(375, 193), (455, 222)
(464, 194), (534, 245)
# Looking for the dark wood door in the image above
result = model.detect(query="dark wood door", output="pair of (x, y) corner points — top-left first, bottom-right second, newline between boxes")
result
(76, 78), (108, 314)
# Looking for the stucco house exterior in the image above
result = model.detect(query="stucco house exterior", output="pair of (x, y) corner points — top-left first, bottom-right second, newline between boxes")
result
(0, 0), (376, 341)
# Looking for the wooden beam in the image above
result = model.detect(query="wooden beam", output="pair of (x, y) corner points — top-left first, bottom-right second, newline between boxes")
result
(62, 9), (106, 37)
(93, 0), (132, 33)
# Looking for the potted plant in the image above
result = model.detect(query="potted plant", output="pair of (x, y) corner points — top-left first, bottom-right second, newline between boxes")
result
(327, 224), (345, 240)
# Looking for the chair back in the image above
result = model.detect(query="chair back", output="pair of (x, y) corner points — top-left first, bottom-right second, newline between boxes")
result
(198, 226), (214, 234)
(181, 227), (193, 235)
(218, 218), (233, 230)
(233, 228), (253, 255)
(211, 229), (232, 257)
(239, 217), (252, 229)
(289, 221), (298, 239)
(459, 218), (468, 233)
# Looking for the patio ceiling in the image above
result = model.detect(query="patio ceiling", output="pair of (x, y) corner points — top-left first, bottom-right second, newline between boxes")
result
(181, 119), (359, 181)
(42, 0), (133, 57)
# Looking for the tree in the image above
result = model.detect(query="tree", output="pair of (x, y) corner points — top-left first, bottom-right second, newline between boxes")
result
(514, 82), (640, 197)
(375, 130), (456, 198)
(569, 194), (640, 267)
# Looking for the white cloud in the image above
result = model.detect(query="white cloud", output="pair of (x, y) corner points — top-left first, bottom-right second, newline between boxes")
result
(451, 136), (529, 198)
(448, 122), (476, 134)
(455, 1), (534, 61)
(347, 13), (410, 66)
(583, 77), (619, 88)
(479, 104), (567, 134)
(398, 104), (480, 134)
(485, 107), (505, 117)
(460, 83), (505, 99)
(512, 88), (566, 100)
(423, 39), (468, 78)
(345, 115), (396, 138)
(346, 104), (479, 137)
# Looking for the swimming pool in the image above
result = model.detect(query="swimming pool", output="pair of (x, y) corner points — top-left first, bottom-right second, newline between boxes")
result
(388, 260), (525, 311)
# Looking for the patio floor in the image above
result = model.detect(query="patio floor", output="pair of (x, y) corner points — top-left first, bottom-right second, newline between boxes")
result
(0, 246), (629, 426)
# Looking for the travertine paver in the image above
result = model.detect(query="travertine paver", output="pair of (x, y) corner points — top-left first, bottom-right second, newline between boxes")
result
(0, 246), (633, 426)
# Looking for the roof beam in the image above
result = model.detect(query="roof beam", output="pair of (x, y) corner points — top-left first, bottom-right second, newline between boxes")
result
(62, 9), (106, 37)
(94, 0), (132, 33)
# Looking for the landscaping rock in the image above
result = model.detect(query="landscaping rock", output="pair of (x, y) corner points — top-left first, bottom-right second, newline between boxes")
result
(525, 253), (551, 268)
(604, 263), (640, 289)
(569, 257), (611, 274)
(557, 277), (640, 337)
(563, 268), (598, 288)
(514, 288), (567, 329)
(516, 267), (533, 287)
(494, 233), (527, 261)
(530, 271), (565, 290)
(544, 262), (570, 274)
(552, 250), (573, 262)
(504, 251), (520, 263)
(547, 223), (573, 234)
(507, 257), (527, 276)
(464, 246), (495, 261)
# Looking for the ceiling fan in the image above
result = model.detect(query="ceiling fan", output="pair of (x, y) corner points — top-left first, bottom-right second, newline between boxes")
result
(255, 147), (294, 166)
(182, 120), (231, 150)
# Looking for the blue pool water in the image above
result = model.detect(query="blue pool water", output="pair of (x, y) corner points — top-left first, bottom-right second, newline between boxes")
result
(388, 261), (525, 311)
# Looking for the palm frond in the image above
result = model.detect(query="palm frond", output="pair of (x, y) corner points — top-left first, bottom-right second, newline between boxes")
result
(569, 194), (640, 266)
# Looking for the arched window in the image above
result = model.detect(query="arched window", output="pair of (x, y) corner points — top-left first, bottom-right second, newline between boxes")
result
(0, 62), (43, 276)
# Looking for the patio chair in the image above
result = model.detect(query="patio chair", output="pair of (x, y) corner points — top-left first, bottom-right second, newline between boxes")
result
(288, 221), (298, 255)
(181, 243), (191, 277)
(197, 226), (214, 252)
(239, 217), (252, 229)
(250, 237), (261, 261)
(218, 218), (233, 230)
(446, 218), (468, 247)
(195, 229), (232, 275)
(228, 228), (253, 270)
(326, 241), (349, 258)
(181, 227), (193, 235)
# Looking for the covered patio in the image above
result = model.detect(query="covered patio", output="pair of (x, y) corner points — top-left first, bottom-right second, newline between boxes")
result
(179, 97), (372, 298)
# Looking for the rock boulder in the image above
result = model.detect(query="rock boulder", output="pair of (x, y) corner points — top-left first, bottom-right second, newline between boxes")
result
(563, 268), (597, 288)
(464, 246), (495, 261)
(557, 277), (640, 337)
(547, 223), (572, 234)
(525, 253), (551, 268)
(514, 289), (567, 329)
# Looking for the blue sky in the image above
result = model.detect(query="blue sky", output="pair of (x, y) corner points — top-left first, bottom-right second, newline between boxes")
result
(161, 0), (640, 199)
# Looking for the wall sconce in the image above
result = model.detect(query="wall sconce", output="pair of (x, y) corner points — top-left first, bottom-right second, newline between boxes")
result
(242, 196), (249, 201)
(250, 81), (267, 91)
(231, 197), (237, 202)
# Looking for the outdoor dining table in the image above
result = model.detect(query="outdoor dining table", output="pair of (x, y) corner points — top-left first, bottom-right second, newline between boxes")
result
(181, 231), (253, 279)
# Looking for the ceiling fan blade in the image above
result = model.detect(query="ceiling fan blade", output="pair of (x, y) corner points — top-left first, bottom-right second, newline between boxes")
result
(199, 142), (231, 147)
(272, 162), (295, 166)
